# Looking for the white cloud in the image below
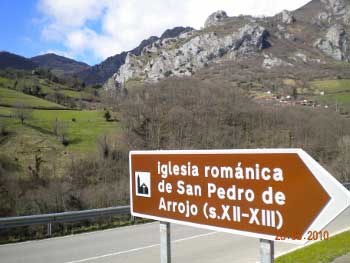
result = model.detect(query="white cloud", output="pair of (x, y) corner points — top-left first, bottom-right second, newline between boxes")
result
(38, 0), (310, 64)
(38, 0), (110, 28)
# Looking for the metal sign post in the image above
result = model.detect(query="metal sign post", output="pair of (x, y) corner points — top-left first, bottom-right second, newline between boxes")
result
(160, 221), (171, 263)
(260, 239), (274, 263)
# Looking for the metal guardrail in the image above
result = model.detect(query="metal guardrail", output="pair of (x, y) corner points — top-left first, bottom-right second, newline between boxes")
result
(0, 206), (130, 236)
(343, 182), (350, 191)
(0, 182), (349, 237)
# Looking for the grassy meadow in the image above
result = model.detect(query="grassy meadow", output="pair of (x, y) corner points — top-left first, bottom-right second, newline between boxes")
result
(0, 78), (118, 179)
(276, 231), (350, 263)
(309, 79), (350, 107)
(0, 106), (118, 151)
(0, 87), (64, 108)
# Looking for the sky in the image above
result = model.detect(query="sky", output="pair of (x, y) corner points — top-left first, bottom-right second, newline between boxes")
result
(0, 0), (311, 66)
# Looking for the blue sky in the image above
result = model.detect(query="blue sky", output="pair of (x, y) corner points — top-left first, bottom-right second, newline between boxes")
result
(0, 1), (44, 60)
(0, 0), (310, 66)
(0, 0), (102, 65)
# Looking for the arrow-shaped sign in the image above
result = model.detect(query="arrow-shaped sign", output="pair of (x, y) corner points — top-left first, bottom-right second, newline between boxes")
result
(129, 149), (350, 244)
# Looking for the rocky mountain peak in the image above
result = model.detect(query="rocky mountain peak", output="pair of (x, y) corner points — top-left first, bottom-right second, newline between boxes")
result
(103, 1), (350, 91)
(105, 21), (270, 90)
(314, 24), (348, 61)
(321, 0), (346, 15)
(317, 0), (350, 25)
(204, 10), (228, 28)
(278, 10), (296, 24)
(77, 26), (193, 85)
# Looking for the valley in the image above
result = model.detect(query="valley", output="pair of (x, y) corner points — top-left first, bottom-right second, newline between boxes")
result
(1, 0), (350, 250)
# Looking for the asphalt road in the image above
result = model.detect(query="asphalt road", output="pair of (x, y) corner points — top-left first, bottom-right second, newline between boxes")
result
(0, 207), (349, 263)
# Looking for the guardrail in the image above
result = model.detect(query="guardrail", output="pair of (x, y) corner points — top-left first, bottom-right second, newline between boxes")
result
(0, 182), (349, 238)
(343, 182), (350, 190)
(0, 205), (130, 237)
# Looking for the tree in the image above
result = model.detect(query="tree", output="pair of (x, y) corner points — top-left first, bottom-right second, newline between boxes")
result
(97, 134), (110, 159)
(104, 110), (111, 121)
(292, 87), (298, 99)
(53, 120), (69, 145)
(14, 103), (32, 124)
(0, 120), (8, 136)
(28, 155), (45, 180)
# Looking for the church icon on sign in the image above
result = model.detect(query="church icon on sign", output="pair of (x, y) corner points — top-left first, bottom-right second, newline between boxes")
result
(135, 172), (151, 197)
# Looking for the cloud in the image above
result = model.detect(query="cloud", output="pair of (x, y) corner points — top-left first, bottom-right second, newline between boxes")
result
(38, 0), (109, 28)
(37, 0), (310, 64)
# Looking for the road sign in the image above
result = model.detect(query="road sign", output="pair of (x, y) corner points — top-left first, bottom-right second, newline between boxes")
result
(129, 149), (350, 244)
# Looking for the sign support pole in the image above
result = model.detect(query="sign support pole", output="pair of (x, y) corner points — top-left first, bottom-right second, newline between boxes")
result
(260, 239), (274, 263)
(160, 221), (171, 263)
(47, 222), (52, 237)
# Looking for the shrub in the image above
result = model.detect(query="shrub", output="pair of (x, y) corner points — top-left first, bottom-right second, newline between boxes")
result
(61, 138), (70, 146)
(0, 121), (8, 136)
(164, 70), (173, 77)
(104, 110), (111, 121)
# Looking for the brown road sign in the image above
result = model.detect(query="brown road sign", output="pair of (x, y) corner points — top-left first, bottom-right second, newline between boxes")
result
(129, 149), (350, 244)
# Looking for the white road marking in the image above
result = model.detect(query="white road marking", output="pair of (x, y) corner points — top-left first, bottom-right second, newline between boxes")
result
(63, 232), (217, 263)
(0, 222), (157, 248)
(173, 231), (216, 243)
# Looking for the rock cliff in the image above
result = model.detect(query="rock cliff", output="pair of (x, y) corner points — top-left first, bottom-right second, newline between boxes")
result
(104, 0), (350, 90)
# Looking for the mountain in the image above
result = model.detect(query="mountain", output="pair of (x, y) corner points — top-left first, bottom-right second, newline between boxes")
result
(31, 53), (90, 76)
(0, 51), (38, 70)
(77, 26), (193, 85)
(104, 0), (350, 90)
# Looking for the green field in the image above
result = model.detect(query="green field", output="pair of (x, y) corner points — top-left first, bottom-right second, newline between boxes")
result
(0, 71), (112, 179)
(276, 231), (350, 263)
(0, 87), (64, 108)
(32, 109), (118, 151)
(0, 107), (118, 151)
(0, 76), (15, 88)
(0, 72), (98, 105)
(315, 93), (350, 105)
(309, 79), (350, 107)
(40, 86), (92, 99)
(310, 79), (350, 93)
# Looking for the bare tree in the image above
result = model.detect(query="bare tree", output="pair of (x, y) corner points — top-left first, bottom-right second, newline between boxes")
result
(54, 120), (69, 145)
(14, 103), (32, 124)
(0, 119), (7, 136)
(52, 118), (59, 136)
(97, 134), (111, 159)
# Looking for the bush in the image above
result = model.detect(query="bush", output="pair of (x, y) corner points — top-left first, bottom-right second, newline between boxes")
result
(0, 122), (8, 136)
(164, 70), (173, 77)
(61, 138), (70, 146)
(104, 110), (111, 121)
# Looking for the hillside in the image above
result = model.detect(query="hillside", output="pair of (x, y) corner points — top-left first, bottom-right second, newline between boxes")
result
(77, 26), (193, 85)
(0, 87), (64, 109)
(0, 69), (119, 184)
(0, 51), (37, 70)
(103, 0), (350, 92)
(31, 53), (90, 76)
(0, 69), (98, 109)
(2, 1), (350, 244)
(0, 70), (122, 220)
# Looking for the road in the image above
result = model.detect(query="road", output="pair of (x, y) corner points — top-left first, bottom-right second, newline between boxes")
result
(0, 207), (349, 263)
